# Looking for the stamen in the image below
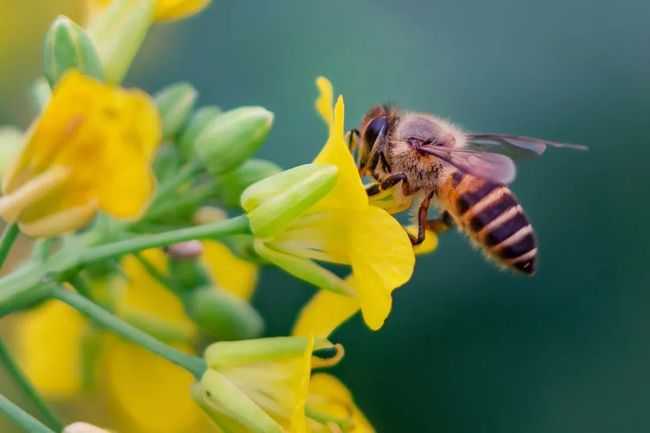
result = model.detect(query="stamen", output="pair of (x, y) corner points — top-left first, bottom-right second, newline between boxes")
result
(0, 166), (70, 222)
(19, 200), (97, 237)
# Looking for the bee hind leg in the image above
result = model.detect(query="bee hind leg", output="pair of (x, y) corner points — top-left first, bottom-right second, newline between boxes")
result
(427, 210), (453, 234)
(409, 192), (434, 246)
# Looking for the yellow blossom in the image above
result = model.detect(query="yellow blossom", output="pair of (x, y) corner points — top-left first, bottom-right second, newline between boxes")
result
(249, 77), (414, 330)
(194, 336), (327, 433)
(87, 0), (211, 22)
(307, 374), (374, 433)
(0, 71), (161, 237)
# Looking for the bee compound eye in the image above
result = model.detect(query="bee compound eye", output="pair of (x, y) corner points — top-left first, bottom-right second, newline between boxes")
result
(364, 116), (388, 149)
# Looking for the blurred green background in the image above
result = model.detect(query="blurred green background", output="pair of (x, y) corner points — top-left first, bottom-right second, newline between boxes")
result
(1, 0), (649, 432)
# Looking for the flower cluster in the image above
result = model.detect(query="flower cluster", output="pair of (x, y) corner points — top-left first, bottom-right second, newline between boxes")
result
(0, 2), (437, 433)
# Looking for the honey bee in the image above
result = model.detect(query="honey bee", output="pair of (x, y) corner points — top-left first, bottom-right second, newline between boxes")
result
(349, 105), (586, 275)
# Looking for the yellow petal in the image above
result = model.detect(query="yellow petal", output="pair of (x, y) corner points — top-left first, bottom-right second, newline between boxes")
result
(154, 0), (210, 21)
(308, 374), (375, 433)
(13, 300), (86, 398)
(292, 289), (359, 339)
(314, 77), (333, 126)
(87, 0), (209, 22)
(348, 207), (414, 330)
(102, 336), (206, 433)
(1, 71), (161, 234)
(202, 240), (258, 301)
(312, 82), (367, 211)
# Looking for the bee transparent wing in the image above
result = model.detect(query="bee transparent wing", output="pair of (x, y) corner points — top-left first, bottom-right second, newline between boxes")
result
(466, 133), (588, 161)
(418, 146), (516, 184)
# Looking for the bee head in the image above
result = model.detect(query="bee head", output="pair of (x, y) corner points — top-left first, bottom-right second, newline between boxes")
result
(358, 105), (397, 167)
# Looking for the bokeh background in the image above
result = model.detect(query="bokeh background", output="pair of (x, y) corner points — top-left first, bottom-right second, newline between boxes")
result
(1, 0), (649, 432)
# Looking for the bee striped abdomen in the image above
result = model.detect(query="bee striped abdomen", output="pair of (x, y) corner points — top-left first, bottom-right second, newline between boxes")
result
(443, 172), (537, 275)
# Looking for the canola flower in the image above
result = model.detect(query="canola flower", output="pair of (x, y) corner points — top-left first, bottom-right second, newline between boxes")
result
(243, 77), (415, 331)
(0, 2), (437, 432)
(0, 71), (160, 237)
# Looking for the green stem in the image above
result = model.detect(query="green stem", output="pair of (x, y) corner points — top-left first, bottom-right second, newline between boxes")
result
(0, 224), (19, 270)
(82, 215), (249, 264)
(0, 216), (249, 317)
(0, 341), (62, 432)
(51, 286), (206, 379)
(0, 393), (55, 433)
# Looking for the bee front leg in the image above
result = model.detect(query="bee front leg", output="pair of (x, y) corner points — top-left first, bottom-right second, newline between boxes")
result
(365, 173), (409, 197)
(427, 210), (453, 234)
(345, 129), (360, 152)
(409, 192), (434, 246)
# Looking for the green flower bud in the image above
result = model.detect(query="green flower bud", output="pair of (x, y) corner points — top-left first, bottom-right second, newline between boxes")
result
(183, 287), (263, 341)
(44, 16), (104, 86)
(155, 82), (198, 138)
(179, 105), (222, 160)
(214, 159), (282, 208)
(193, 106), (273, 175)
(241, 163), (337, 239)
(0, 127), (23, 182)
(86, 0), (155, 83)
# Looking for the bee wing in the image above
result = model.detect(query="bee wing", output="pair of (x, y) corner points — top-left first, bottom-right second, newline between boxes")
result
(466, 133), (588, 161)
(418, 146), (516, 184)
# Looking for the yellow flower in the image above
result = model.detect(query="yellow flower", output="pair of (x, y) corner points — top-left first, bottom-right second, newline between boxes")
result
(194, 336), (323, 433)
(13, 243), (256, 433)
(87, 0), (211, 22)
(248, 77), (414, 331)
(307, 374), (374, 433)
(0, 71), (161, 237)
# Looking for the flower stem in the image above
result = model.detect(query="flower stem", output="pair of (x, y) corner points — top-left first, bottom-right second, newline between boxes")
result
(0, 393), (55, 433)
(0, 224), (19, 270)
(51, 286), (206, 379)
(82, 215), (250, 264)
(0, 341), (62, 432)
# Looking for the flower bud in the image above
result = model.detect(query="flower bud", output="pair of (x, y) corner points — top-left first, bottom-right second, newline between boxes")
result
(241, 163), (337, 239)
(183, 286), (263, 341)
(165, 240), (203, 260)
(192, 106), (273, 175)
(86, 0), (155, 82)
(155, 82), (198, 138)
(44, 16), (104, 86)
(178, 105), (221, 159)
(214, 159), (282, 208)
